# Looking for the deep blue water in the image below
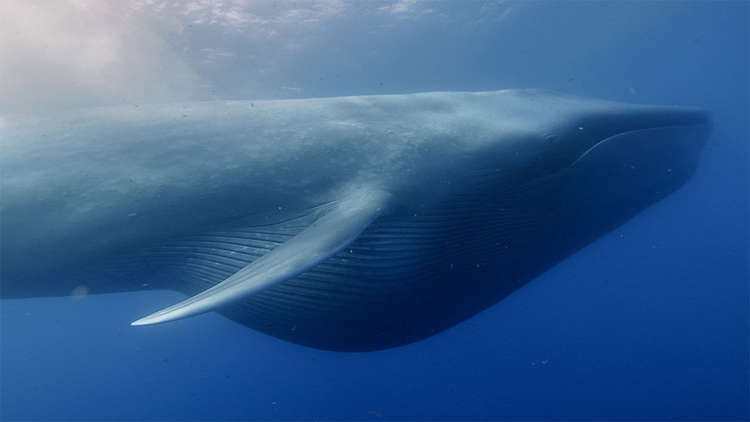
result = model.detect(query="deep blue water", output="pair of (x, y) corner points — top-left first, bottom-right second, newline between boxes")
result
(1, 1), (748, 420)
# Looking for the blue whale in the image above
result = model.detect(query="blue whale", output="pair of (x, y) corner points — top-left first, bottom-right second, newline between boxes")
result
(0, 90), (710, 350)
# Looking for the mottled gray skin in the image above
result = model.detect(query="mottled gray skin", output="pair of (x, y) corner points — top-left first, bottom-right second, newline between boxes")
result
(0, 90), (710, 350)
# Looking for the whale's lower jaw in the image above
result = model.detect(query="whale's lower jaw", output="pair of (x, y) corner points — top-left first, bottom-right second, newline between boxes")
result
(146, 143), (673, 350)
(206, 124), (704, 351)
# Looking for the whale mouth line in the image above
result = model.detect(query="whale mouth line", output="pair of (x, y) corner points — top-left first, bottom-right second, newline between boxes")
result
(570, 121), (711, 169)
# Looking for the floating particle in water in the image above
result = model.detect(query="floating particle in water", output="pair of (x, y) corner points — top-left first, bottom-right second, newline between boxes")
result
(71, 285), (89, 298)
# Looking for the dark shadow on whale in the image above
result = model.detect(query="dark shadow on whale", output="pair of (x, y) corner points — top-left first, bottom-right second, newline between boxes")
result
(213, 123), (710, 350)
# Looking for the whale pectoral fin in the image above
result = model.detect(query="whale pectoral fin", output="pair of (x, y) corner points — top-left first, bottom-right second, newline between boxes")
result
(130, 187), (390, 326)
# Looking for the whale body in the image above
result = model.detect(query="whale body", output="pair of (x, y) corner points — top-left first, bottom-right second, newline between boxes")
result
(0, 90), (710, 350)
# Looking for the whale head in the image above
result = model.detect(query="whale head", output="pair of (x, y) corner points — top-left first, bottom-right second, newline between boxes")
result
(447, 91), (711, 213)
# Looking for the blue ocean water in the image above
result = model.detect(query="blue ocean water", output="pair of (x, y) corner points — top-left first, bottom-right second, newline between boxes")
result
(1, 1), (747, 420)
